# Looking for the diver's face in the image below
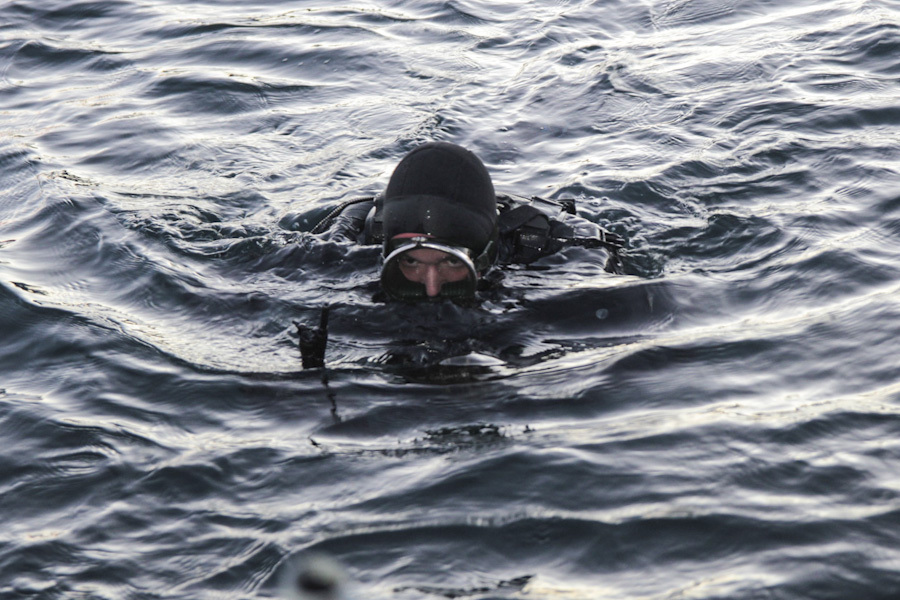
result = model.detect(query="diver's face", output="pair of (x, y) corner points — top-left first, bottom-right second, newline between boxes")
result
(397, 248), (472, 297)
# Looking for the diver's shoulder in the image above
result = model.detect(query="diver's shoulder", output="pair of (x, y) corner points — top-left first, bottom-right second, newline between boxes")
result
(494, 192), (625, 272)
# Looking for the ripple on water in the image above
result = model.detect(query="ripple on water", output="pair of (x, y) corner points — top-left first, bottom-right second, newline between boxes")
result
(2, 0), (900, 598)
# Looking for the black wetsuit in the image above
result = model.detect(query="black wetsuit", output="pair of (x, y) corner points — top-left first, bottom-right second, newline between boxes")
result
(296, 141), (629, 368)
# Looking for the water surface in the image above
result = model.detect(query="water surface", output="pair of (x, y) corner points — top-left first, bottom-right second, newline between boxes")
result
(2, 0), (900, 598)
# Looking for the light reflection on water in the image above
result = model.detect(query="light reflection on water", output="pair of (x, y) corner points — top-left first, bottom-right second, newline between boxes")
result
(2, 0), (900, 598)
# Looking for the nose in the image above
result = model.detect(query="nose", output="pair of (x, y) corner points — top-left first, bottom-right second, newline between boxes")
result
(422, 266), (443, 297)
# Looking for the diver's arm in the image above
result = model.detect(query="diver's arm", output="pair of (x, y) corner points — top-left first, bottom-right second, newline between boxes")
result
(311, 197), (375, 243)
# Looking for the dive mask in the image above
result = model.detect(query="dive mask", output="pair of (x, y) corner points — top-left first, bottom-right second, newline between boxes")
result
(381, 236), (493, 301)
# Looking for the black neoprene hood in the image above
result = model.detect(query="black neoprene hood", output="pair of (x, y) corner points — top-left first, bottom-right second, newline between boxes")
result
(381, 142), (498, 257)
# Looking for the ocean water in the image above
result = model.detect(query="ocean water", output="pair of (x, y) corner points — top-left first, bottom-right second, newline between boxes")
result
(2, 0), (900, 598)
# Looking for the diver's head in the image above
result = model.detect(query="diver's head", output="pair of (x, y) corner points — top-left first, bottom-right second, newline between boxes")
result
(380, 142), (498, 301)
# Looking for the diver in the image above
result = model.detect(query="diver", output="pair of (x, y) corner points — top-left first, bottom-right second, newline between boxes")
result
(309, 141), (624, 301)
(296, 141), (626, 368)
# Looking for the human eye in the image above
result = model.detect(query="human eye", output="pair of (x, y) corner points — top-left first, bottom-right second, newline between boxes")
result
(442, 257), (464, 267)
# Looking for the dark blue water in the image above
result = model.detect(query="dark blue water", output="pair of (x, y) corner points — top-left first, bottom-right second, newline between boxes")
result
(3, 0), (900, 598)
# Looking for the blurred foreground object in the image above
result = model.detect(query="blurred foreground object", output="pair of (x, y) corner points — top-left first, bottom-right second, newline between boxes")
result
(279, 552), (350, 600)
